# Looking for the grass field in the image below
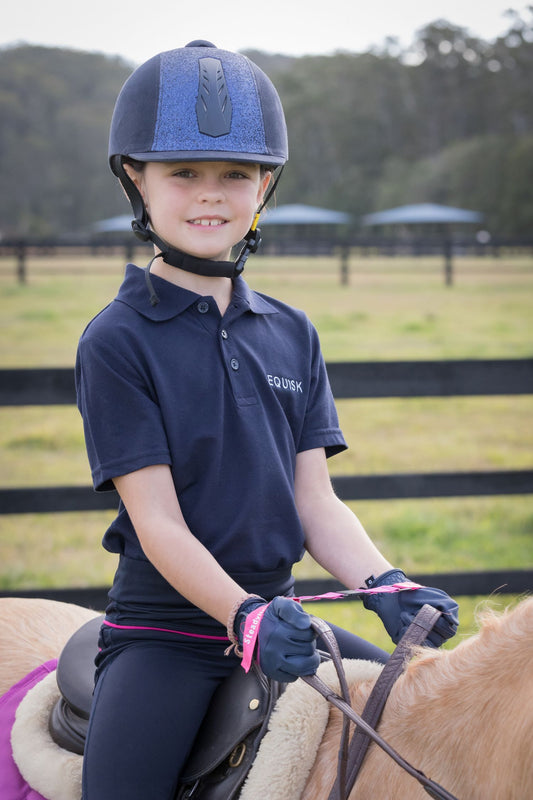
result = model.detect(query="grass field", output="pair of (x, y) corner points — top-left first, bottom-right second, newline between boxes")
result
(1, 250), (532, 650)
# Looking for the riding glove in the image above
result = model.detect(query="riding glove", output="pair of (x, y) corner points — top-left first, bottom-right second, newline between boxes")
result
(234, 595), (320, 682)
(362, 568), (459, 647)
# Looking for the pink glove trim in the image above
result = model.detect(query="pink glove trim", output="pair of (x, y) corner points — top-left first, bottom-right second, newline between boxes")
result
(241, 602), (269, 672)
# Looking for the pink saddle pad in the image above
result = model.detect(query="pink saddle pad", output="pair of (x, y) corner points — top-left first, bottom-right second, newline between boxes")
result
(0, 660), (58, 800)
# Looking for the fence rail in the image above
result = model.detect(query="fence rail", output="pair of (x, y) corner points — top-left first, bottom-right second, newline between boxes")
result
(2, 236), (533, 285)
(2, 570), (530, 610)
(1, 359), (532, 603)
(3, 359), (533, 406)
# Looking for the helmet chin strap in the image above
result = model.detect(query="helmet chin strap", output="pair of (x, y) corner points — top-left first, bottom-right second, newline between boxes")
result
(140, 214), (264, 306)
(142, 221), (261, 306)
(114, 156), (282, 289)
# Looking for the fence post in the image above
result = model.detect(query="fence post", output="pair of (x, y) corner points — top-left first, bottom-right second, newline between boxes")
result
(16, 240), (27, 284)
(340, 243), (350, 286)
(443, 234), (453, 287)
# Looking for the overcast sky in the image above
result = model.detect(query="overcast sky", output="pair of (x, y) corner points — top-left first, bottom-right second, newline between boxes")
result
(2, 1), (529, 65)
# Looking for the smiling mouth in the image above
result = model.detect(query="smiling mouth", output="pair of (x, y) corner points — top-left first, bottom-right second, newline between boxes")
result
(189, 218), (227, 226)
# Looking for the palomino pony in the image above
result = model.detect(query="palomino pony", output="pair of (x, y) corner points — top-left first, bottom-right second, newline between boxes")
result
(0, 596), (532, 800)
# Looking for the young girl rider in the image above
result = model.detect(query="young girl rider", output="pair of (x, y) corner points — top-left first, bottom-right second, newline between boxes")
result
(75, 40), (459, 799)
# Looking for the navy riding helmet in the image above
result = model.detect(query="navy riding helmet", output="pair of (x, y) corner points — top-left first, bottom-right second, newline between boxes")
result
(109, 40), (288, 279)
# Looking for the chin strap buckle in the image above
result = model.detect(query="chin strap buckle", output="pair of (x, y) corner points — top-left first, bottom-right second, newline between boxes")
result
(234, 214), (262, 275)
(131, 219), (152, 243)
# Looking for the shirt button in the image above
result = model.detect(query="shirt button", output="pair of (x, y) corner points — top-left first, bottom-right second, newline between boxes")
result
(197, 301), (209, 314)
(221, 329), (228, 340)
(230, 358), (240, 371)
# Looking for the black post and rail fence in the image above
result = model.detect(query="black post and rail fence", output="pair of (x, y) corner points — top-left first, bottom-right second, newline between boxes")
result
(1, 359), (532, 609)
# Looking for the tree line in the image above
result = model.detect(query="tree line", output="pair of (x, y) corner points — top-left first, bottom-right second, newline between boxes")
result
(1, 9), (532, 238)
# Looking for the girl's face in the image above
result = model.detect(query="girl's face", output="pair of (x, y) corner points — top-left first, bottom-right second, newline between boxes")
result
(125, 161), (271, 262)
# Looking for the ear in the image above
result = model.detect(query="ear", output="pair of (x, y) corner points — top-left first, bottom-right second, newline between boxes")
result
(123, 162), (146, 201)
(257, 170), (273, 205)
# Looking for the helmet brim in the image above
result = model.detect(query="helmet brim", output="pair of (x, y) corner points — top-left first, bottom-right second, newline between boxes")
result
(127, 150), (286, 167)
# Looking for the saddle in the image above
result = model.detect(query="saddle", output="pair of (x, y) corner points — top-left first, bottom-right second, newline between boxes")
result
(48, 615), (282, 800)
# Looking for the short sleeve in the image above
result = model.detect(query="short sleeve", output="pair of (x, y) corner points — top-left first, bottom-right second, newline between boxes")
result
(76, 334), (171, 491)
(297, 324), (347, 458)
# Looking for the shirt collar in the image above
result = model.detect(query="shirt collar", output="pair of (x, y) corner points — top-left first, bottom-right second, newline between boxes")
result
(231, 275), (279, 316)
(115, 263), (279, 321)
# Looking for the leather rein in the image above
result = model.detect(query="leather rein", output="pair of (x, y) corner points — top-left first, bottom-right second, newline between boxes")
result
(303, 605), (460, 800)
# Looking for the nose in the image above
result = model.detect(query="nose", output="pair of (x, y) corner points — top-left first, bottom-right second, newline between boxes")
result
(197, 175), (225, 203)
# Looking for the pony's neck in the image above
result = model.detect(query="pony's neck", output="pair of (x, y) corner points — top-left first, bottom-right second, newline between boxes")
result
(372, 601), (533, 798)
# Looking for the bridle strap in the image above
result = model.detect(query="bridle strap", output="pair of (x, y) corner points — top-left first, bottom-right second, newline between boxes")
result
(303, 606), (460, 800)
(309, 617), (353, 800)
(342, 604), (442, 796)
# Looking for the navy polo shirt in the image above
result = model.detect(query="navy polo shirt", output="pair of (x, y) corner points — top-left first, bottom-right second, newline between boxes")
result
(76, 264), (346, 588)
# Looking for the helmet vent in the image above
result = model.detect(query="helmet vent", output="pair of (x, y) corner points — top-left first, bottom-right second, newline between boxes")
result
(196, 57), (233, 137)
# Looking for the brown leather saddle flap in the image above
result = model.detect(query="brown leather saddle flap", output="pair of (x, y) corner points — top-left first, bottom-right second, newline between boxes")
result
(180, 662), (274, 782)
